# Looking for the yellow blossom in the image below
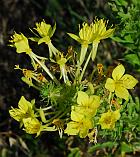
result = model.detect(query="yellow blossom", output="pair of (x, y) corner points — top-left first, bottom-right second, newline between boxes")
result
(99, 110), (120, 129)
(65, 91), (100, 138)
(65, 115), (93, 138)
(91, 19), (115, 60)
(9, 32), (32, 54)
(9, 96), (35, 124)
(55, 53), (69, 83)
(76, 91), (100, 116)
(68, 23), (95, 65)
(23, 117), (41, 136)
(68, 19), (114, 45)
(31, 20), (56, 45)
(105, 64), (138, 100)
(30, 20), (59, 58)
(68, 23), (95, 46)
(92, 19), (115, 42)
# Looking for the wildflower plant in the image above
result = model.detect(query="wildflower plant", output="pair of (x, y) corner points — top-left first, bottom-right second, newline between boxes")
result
(9, 18), (138, 145)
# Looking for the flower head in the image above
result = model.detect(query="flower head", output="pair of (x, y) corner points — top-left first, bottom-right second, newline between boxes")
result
(65, 91), (100, 138)
(92, 19), (115, 42)
(65, 115), (93, 138)
(68, 22), (94, 46)
(23, 117), (41, 136)
(76, 91), (100, 116)
(105, 64), (138, 100)
(9, 32), (32, 54)
(99, 110), (120, 129)
(9, 96), (35, 124)
(31, 20), (56, 45)
(68, 19), (114, 45)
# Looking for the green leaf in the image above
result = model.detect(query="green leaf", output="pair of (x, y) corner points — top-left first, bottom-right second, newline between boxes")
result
(88, 142), (118, 153)
(111, 36), (132, 43)
(124, 35), (134, 43)
(124, 54), (140, 66)
(29, 37), (40, 42)
(135, 97), (140, 112)
(121, 142), (133, 153)
(68, 148), (81, 157)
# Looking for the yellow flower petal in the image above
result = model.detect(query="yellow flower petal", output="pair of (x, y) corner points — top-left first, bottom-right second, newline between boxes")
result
(115, 86), (129, 100)
(79, 23), (93, 43)
(34, 20), (55, 38)
(101, 28), (115, 39)
(88, 95), (100, 116)
(18, 96), (31, 113)
(77, 91), (89, 106)
(71, 106), (84, 122)
(121, 74), (138, 89)
(79, 118), (93, 138)
(23, 117), (41, 134)
(112, 64), (125, 80)
(64, 121), (80, 135)
(67, 33), (82, 43)
(9, 108), (25, 122)
(105, 78), (115, 92)
(113, 109), (120, 121)
(92, 19), (115, 42)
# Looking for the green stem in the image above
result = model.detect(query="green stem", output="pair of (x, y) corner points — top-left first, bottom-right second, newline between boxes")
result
(74, 62), (81, 84)
(48, 42), (59, 57)
(79, 51), (92, 82)
(89, 68), (96, 82)
(31, 52), (59, 84)
(58, 108), (71, 119)
(45, 111), (62, 125)
(91, 41), (99, 61)
(74, 44), (88, 83)
(79, 44), (88, 65)
(108, 92), (112, 104)
(32, 85), (41, 90)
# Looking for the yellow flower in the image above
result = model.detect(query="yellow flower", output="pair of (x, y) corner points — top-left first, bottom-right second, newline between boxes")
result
(23, 117), (41, 136)
(68, 23), (95, 46)
(92, 19), (115, 42)
(99, 110), (120, 129)
(68, 23), (95, 65)
(55, 53), (70, 83)
(65, 115), (93, 138)
(65, 91), (100, 138)
(91, 19), (115, 60)
(68, 19), (114, 44)
(9, 32), (32, 54)
(76, 91), (100, 116)
(30, 20), (59, 58)
(9, 96), (35, 123)
(31, 20), (56, 45)
(105, 64), (138, 100)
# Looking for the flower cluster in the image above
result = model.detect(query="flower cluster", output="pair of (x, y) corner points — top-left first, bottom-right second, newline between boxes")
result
(9, 96), (56, 136)
(9, 19), (138, 142)
(65, 91), (100, 138)
(9, 96), (41, 135)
